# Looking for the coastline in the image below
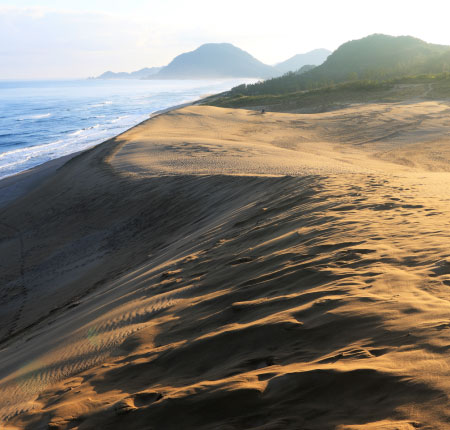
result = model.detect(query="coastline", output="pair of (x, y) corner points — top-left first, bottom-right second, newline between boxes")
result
(0, 75), (246, 208)
(0, 152), (82, 209)
(0, 99), (200, 210)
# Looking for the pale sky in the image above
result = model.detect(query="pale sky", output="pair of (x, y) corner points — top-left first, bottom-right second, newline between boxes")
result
(1, 0), (450, 79)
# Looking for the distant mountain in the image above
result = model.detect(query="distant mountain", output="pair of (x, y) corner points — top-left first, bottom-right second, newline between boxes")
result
(94, 44), (330, 81)
(295, 64), (317, 75)
(231, 34), (450, 95)
(275, 49), (331, 74)
(96, 67), (162, 79)
(150, 43), (278, 79)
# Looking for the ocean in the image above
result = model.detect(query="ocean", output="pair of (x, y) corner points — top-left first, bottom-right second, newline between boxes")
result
(0, 78), (253, 180)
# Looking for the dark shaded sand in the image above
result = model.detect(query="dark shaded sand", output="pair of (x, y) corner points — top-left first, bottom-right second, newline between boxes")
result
(0, 152), (82, 209)
(1, 104), (450, 429)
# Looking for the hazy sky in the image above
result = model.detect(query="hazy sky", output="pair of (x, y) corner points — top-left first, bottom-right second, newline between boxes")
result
(1, 0), (450, 79)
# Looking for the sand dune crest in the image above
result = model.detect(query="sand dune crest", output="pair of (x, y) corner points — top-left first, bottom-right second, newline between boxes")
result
(1, 104), (450, 428)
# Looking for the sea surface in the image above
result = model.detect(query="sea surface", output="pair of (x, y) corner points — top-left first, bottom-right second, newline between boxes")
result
(0, 78), (253, 180)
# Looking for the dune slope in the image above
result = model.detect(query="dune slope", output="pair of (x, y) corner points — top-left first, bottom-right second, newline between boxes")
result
(1, 105), (450, 429)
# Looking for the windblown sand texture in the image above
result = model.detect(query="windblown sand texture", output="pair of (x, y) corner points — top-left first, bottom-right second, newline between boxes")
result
(1, 103), (450, 429)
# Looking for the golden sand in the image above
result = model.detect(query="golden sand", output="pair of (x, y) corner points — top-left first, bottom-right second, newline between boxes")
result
(1, 103), (450, 429)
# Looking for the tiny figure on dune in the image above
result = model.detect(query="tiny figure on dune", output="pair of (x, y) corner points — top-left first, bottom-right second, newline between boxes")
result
(261, 108), (265, 114)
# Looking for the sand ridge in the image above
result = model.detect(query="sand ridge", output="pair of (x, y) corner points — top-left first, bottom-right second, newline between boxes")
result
(1, 104), (450, 429)
(110, 104), (450, 177)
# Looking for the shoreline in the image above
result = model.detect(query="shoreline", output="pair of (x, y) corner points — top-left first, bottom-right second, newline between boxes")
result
(0, 151), (82, 209)
(0, 99), (201, 210)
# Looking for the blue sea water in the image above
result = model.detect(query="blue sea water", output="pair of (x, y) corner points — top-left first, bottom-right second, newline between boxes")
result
(0, 78), (253, 180)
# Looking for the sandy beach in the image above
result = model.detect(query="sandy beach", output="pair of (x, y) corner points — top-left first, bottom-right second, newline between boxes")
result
(1, 101), (450, 429)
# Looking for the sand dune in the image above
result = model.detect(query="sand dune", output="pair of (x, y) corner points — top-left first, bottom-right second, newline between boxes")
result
(1, 103), (450, 429)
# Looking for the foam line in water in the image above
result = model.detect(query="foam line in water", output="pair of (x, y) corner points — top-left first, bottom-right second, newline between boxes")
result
(17, 113), (52, 121)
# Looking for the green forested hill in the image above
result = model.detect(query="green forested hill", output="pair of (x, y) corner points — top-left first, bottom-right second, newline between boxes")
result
(227, 34), (450, 96)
